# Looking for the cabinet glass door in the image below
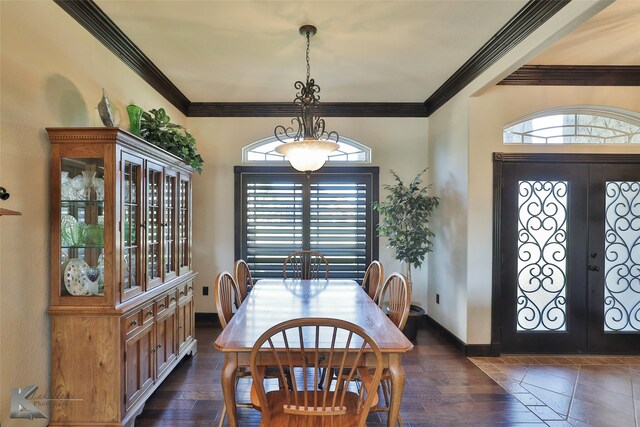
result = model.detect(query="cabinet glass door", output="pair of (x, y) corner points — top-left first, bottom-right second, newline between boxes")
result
(178, 176), (191, 274)
(122, 153), (143, 300)
(60, 158), (105, 297)
(146, 162), (163, 289)
(164, 170), (178, 279)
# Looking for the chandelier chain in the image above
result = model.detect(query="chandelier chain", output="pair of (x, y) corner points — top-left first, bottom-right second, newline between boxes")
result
(305, 31), (311, 83)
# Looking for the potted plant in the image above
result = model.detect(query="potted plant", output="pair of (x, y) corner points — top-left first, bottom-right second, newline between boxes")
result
(139, 108), (204, 173)
(373, 169), (439, 341)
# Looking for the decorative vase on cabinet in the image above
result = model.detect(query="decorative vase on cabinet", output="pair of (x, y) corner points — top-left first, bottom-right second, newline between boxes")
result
(47, 128), (197, 426)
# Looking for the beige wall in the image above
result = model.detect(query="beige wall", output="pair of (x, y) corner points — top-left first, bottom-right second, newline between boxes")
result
(427, 96), (470, 341)
(187, 117), (430, 313)
(465, 85), (640, 344)
(0, 2), (185, 424)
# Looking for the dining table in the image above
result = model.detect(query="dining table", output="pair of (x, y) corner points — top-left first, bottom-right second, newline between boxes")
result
(213, 278), (414, 427)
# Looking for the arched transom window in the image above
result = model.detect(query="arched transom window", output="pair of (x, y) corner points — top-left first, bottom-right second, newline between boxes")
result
(503, 107), (640, 144)
(243, 135), (371, 163)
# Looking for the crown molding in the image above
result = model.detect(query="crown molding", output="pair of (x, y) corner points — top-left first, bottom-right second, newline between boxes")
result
(188, 102), (428, 117)
(54, 0), (190, 115)
(424, 0), (570, 116)
(499, 65), (640, 86)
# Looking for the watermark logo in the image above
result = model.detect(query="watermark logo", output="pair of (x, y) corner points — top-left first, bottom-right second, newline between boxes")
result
(10, 384), (82, 420)
(10, 385), (47, 420)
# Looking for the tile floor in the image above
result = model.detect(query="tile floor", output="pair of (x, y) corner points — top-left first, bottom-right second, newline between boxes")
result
(470, 355), (640, 427)
(135, 323), (640, 426)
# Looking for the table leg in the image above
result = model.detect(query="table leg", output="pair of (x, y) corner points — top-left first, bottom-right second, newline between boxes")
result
(387, 353), (405, 427)
(221, 353), (238, 427)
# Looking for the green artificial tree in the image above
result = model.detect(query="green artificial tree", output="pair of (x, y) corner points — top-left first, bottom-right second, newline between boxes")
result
(373, 169), (439, 288)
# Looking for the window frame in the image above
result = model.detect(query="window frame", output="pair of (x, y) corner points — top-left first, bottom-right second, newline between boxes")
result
(242, 135), (372, 164)
(503, 106), (640, 145)
(234, 165), (379, 282)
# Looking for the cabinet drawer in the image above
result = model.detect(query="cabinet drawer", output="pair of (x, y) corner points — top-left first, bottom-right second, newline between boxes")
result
(142, 302), (154, 324)
(124, 310), (142, 336)
(177, 284), (189, 301)
(156, 294), (170, 316)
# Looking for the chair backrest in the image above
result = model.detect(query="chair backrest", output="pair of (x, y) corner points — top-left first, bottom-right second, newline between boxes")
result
(362, 260), (384, 302)
(214, 271), (240, 329)
(378, 272), (411, 330)
(233, 259), (253, 305)
(282, 250), (329, 279)
(250, 317), (383, 426)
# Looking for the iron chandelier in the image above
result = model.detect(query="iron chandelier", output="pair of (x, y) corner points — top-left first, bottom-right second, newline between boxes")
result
(274, 25), (339, 173)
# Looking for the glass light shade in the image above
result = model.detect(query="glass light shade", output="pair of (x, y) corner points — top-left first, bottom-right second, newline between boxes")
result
(275, 139), (339, 172)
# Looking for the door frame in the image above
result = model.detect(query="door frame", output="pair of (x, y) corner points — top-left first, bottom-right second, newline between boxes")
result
(491, 153), (640, 355)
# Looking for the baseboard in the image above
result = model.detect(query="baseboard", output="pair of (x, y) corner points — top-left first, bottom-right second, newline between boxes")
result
(423, 314), (495, 357)
(195, 312), (220, 327)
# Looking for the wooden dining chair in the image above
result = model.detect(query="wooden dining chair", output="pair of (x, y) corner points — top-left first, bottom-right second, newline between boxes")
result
(362, 260), (384, 303)
(233, 259), (253, 307)
(214, 271), (241, 328)
(372, 272), (411, 425)
(282, 250), (329, 279)
(250, 317), (383, 427)
(214, 271), (255, 426)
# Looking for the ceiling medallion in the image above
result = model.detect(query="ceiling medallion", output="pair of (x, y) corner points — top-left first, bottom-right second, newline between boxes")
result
(274, 25), (339, 173)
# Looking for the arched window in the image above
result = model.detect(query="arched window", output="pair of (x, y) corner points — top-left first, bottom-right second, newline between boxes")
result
(503, 107), (640, 144)
(243, 135), (371, 163)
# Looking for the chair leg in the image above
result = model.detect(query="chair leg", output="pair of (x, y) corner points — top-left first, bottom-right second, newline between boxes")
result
(217, 403), (226, 427)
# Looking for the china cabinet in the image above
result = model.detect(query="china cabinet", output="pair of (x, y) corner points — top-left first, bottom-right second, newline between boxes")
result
(47, 128), (197, 426)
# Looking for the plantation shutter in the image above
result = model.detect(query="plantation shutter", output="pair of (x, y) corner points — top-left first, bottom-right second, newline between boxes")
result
(236, 167), (378, 283)
(244, 178), (304, 279)
(310, 181), (369, 280)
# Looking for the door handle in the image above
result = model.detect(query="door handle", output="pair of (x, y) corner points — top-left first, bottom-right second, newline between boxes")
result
(588, 265), (600, 272)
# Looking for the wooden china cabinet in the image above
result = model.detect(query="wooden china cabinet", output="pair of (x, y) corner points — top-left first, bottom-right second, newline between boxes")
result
(47, 128), (197, 426)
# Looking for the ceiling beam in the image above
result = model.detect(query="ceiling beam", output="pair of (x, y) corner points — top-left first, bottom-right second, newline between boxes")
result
(424, 0), (571, 116)
(188, 102), (428, 117)
(499, 65), (640, 86)
(54, 0), (191, 115)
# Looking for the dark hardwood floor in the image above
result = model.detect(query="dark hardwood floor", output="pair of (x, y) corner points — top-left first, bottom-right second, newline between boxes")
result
(135, 323), (639, 426)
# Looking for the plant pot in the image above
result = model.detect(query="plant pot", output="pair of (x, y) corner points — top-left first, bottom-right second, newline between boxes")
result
(402, 304), (425, 341)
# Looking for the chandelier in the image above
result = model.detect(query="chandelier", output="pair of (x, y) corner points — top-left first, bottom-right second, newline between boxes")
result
(274, 25), (339, 173)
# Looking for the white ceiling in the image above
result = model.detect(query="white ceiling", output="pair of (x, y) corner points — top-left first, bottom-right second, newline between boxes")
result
(96, 0), (527, 103)
(94, 1), (638, 105)
(529, 0), (640, 65)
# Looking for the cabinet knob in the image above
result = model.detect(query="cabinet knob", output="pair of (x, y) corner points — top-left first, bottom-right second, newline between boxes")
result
(151, 348), (156, 354)
(171, 297), (176, 302)
(147, 310), (153, 316)
(130, 320), (138, 326)
(159, 303), (166, 308)
(157, 344), (162, 349)
(178, 325), (183, 329)
(180, 291), (185, 296)
(188, 286), (193, 292)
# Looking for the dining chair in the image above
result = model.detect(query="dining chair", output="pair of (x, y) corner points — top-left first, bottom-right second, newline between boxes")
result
(250, 317), (383, 426)
(214, 271), (241, 328)
(214, 271), (254, 427)
(372, 272), (411, 425)
(282, 250), (329, 279)
(362, 260), (384, 303)
(233, 259), (253, 307)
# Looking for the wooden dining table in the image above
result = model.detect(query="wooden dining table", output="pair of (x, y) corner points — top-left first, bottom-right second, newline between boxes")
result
(213, 278), (414, 426)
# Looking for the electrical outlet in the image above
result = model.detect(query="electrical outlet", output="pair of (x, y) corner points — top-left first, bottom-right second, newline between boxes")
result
(436, 293), (440, 304)
(203, 286), (209, 296)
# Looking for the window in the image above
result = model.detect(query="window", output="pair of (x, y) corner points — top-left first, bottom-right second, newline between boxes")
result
(243, 135), (371, 163)
(235, 166), (379, 282)
(504, 107), (640, 144)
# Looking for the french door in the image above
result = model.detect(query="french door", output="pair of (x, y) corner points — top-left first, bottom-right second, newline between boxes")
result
(495, 154), (640, 354)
